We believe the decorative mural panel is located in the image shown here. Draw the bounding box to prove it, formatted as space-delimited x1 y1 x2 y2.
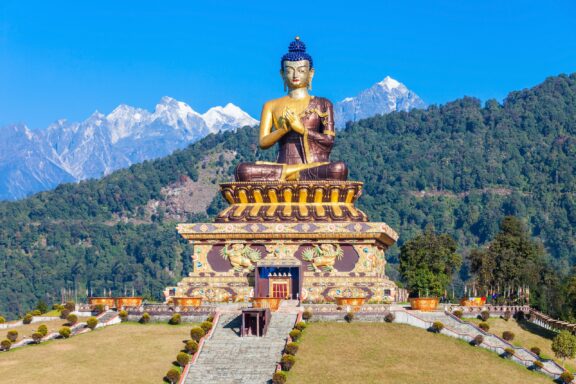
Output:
301 244 343 272
220 244 262 272
191 244 212 273
353 245 386 276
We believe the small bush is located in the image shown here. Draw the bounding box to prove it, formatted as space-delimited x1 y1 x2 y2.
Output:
472 335 484 346
504 347 515 357
285 342 299 355
190 327 205 342
532 360 544 369
431 321 444 333
37 324 48 336
176 351 190 367
59 326 71 338
0 316 5 324
168 313 181 325
7 330 18 342
560 371 575 384
479 310 490 321
385 312 396 323
23 314 33 324
478 322 490 332
53 304 64 311
272 371 287 384
86 317 98 330
344 312 355 323
36 300 48 314
119 310 128 322
289 329 302 341
94 304 106 315
294 321 307 331
139 312 151 324
60 309 70 320
502 331 515 341
206 314 215 323
453 310 463 318
31 310 41 316
200 321 213 333
64 301 76 312
165 367 180 383
530 346 541 356
502 310 512 321
281 354 296 371
1 339 11 351
67 313 78 325
302 310 312 321
31 332 43 343
185 339 199 354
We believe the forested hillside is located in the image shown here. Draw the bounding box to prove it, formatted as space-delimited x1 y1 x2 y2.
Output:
0 73 574 319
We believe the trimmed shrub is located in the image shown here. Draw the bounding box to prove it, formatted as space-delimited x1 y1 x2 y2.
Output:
168 314 182 325
139 312 151 324
31 310 41 316
200 321 213 333
185 339 199 354
431 321 444 333
32 332 43 343
1 339 11 351
36 300 48 314
560 371 575 384
59 326 71 338
7 330 18 342
502 310 512 321
37 324 48 336
176 351 190 367
472 335 484 346
272 371 287 384
86 317 98 330
23 314 33 324
385 312 396 323
285 342 299 355
479 310 490 321
504 347 515 357
344 312 355 323
294 321 307 331
452 310 463 319
190 327 205 342
0 316 5 324
119 310 128 322
532 360 544 369
60 309 70 320
165 367 180 384
478 322 490 332
280 354 296 371
206 314 215 323
53 304 64 311
67 313 78 325
502 331 515 341
530 346 541 356
289 329 302 341
94 304 106 315
64 301 76 312
302 309 312 321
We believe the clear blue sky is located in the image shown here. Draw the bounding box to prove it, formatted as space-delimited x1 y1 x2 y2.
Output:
1 0 575 129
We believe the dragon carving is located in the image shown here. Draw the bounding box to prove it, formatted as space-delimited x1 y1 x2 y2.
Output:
301 244 344 272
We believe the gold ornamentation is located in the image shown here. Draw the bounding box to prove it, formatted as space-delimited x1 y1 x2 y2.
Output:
220 243 261 272
301 244 344 272
265 243 299 260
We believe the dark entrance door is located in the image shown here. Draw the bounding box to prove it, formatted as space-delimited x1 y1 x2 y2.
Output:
255 265 301 299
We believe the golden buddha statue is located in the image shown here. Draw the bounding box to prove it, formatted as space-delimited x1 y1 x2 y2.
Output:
235 37 348 182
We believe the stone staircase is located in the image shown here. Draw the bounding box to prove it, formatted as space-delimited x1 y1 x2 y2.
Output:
408 311 565 378
184 311 297 384
97 310 118 324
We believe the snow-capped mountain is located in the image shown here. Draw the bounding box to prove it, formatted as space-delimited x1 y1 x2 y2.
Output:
0 97 258 200
334 76 427 128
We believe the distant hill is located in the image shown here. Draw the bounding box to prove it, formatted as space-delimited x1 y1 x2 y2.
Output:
0 73 575 319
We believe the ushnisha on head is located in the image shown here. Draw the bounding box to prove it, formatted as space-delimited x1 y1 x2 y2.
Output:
280 36 314 91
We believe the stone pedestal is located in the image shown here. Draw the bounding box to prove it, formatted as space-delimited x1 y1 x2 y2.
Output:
165 221 399 303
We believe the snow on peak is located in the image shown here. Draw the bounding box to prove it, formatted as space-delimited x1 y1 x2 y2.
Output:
378 76 402 89
202 103 258 133
342 97 354 103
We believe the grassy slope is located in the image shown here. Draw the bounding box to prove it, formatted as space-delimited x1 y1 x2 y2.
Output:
0 323 192 384
288 323 552 384
467 317 575 372
2 317 89 342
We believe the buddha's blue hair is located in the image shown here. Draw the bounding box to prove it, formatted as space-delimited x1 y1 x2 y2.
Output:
281 38 313 69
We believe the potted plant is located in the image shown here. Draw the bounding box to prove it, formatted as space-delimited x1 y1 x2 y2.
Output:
399 227 462 311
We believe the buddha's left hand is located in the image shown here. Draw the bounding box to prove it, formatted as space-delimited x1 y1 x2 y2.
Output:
284 108 306 135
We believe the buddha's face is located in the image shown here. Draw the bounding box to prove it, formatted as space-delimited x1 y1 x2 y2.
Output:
281 60 314 90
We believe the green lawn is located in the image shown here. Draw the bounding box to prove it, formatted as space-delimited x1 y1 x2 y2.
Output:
287 322 553 384
0 322 195 384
